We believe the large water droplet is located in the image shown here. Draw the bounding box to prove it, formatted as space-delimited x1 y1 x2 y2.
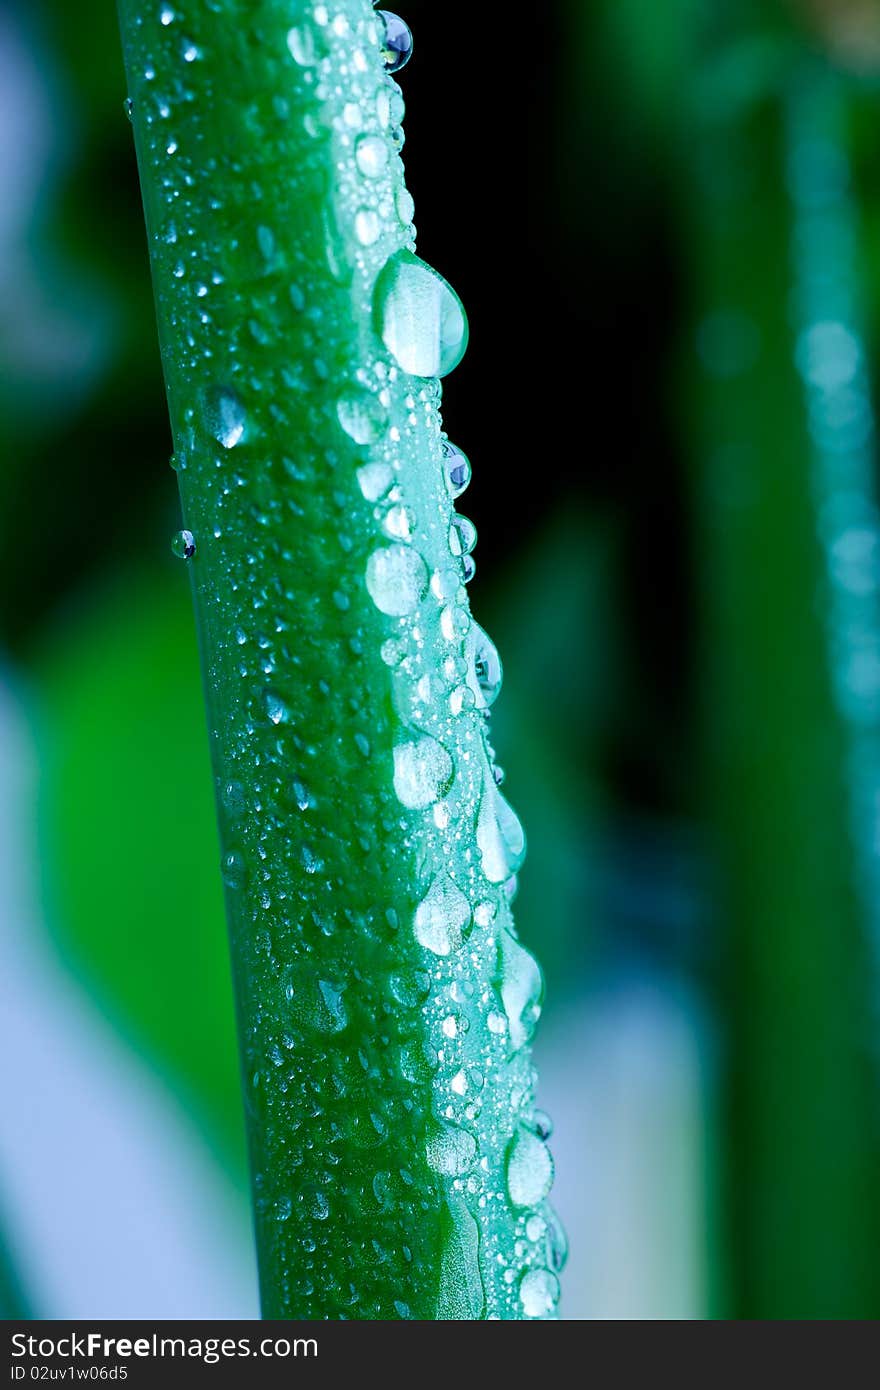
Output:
171 528 196 559
477 769 526 883
356 462 392 502
393 734 454 809
413 872 471 955
506 1126 554 1208
437 1198 486 1320
354 207 382 246
337 390 387 444
466 623 503 709
284 969 348 1035
519 1268 559 1318
426 1124 476 1177
365 545 428 616
373 251 468 378
202 385 246 448
287 24 318 65
377 11 413 73
495 931 543 1051
355 133 389 179
263 689 290 725
316 979 348 1034
443 441 471 499
449 515 477 557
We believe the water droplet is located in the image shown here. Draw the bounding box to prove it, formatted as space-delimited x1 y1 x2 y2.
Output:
287 24 318 65
171 528 196 559
123 96 133 122
383 504 414 540
525 1214 546 1243
181 38 200 62
355 134 389 179
545 1205 568 1273
396 187 415 226
291 779 313 811
373 251 468 378
308 1190 331 1221
477 770 526 883
519 1268 559 1318
449 515 477 557
316 979 348 1033
354 207 382 246
202 385 246 448
377 11 413 73
393 734 454 809
443 441 471 498
437 1198 486 1320
257 223 276 267
474 900 496 927
285 969 348 1035
357 462 394 501
426 1124 476 1177
495 931 544 1050
337 390 386 444
221 849 246 890
365 544 428 616
263 689 290 725
530 1110 553 1141
413 872 471 955
506 1126 554 1208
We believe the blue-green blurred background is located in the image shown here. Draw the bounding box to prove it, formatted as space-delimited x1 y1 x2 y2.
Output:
4 0 880 1319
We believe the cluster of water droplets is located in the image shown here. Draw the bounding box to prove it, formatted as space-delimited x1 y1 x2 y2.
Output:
131 0 560 1318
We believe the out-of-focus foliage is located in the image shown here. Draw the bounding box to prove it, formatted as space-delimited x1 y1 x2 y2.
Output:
34 571 246 1173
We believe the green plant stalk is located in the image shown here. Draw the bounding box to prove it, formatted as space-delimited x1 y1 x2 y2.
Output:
680 36 880 1315
117 0 560 1319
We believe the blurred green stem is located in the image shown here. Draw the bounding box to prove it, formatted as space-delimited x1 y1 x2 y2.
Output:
682 38 880 1316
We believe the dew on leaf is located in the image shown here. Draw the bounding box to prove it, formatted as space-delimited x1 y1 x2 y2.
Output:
505 1126 554 1208
373 251 468 378
520 1268 559 1318
449 515 477 558
477 770 526 883
377 11 413 73
337 390 387 444
357 462 394 501
437 1197 486 1320
443 441 471 498
355 134 389 179
354 208 382 246
171 528 196 559
393 735 454 809
365 544 428 616
202 384 246 448
426 1124 477 1177
287 25 318 65
495 930 544 1051
413 872 471 955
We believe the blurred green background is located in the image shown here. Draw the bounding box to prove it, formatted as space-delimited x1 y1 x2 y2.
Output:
3 0 880 1319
